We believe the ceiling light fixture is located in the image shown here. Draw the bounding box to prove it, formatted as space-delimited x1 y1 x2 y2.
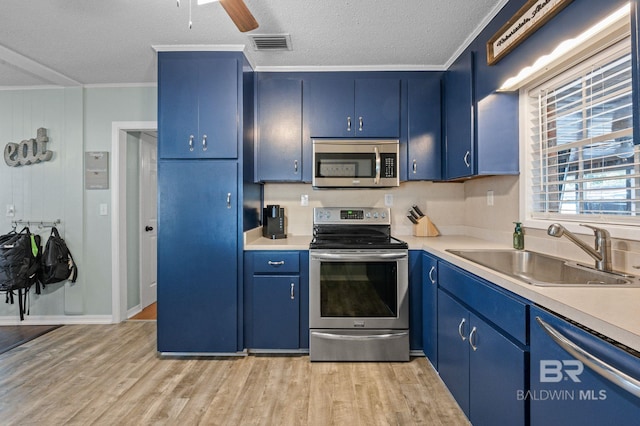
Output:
176 0 258 32
498 3 630 92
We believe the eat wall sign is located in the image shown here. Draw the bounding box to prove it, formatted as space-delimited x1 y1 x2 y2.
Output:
487 0 573 65
4 127 53 167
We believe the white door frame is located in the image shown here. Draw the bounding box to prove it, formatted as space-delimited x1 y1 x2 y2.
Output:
111 121 157 323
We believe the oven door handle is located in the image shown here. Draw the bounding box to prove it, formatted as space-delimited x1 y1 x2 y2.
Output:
311 331 409 341
311 252 407 261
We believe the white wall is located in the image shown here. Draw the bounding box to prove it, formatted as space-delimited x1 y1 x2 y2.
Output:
0 86 156 322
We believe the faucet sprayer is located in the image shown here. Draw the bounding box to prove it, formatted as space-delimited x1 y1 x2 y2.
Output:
547 223 612 272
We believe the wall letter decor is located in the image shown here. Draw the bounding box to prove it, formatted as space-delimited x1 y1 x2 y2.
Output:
4 128 53 167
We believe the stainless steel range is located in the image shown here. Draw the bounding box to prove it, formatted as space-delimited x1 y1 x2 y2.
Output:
309 207 409 362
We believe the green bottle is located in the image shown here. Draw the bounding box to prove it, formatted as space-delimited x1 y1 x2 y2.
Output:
513 222 524 250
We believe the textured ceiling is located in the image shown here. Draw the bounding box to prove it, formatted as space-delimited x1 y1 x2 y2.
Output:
0 0 507 87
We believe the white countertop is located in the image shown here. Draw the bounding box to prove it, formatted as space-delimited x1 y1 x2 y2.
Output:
245 231 640 352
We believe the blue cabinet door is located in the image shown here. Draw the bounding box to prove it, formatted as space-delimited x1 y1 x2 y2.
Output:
421 252 438 368
197 57 238 159
158 53 199 159
438 289 470 416
407 77 442 180
355 78 401 137
158 53 238 159
444 50 475 180
408 251 423 351
256 77 303 181
251 276 300 349
469 312 526 426
306 76 401 138
157 160 238 353
530 306 640 425
307 77 354 138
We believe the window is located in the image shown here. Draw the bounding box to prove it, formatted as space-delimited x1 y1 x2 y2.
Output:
525 38 638 225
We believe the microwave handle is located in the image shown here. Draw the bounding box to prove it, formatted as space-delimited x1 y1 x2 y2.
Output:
374 146 381 185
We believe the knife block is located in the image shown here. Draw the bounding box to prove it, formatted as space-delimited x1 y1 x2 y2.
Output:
413 215 440 237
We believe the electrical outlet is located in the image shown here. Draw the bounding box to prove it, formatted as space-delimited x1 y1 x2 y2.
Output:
99 203 108 216
6 204 15 217
301 194 309 206
487 190 494 206
384 194 393 206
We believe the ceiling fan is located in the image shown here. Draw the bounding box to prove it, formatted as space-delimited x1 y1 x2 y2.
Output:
178 0 259 32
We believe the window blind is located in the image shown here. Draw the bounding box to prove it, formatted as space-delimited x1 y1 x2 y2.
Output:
528 40 638 222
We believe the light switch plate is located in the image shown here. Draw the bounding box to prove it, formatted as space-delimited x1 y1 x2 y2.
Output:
6 204 15 217
99 203 108 216
301 194 309 206
384 194 393 206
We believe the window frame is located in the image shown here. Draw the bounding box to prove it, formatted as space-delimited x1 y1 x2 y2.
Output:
519 35 640 240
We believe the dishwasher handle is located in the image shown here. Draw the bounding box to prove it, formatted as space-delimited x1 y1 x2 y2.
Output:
536 316 640 399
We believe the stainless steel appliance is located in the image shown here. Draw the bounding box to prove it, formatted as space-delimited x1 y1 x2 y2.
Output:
312 139 399 188
309 207 409 361
262 204 286 239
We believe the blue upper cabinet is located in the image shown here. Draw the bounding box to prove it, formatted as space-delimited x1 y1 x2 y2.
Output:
158 52 239 159
256 76 303 181
444 50 475 180
407 76 442 180
306 76 401 138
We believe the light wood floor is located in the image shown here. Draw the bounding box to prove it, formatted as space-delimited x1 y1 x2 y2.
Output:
0 322 469 425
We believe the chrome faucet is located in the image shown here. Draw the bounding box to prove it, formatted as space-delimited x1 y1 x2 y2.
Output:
547 223 612 272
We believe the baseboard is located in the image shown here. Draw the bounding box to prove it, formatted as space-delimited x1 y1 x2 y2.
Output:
127 304 142 319
0 315 113 325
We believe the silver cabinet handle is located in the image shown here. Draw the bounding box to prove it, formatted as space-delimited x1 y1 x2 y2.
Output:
294 160 298 173
268 260 285 266
428 266 436 285
463 151 471 168
458 318 467 341
347 116 352 132
358 116 363 132
189 135 195 152
226 193 231 209
469 326 478 351
290 283 295 300
413 159 417 174
202 134 207 151
536 317 640 399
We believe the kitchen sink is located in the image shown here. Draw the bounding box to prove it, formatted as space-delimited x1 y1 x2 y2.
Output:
445 249 640 287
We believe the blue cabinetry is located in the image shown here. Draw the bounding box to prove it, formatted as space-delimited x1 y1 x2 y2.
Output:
158 52 239 159
157 51 253 354
444 51 475 180
157 160 238 353
530 306 640 425
256 76 303 181
407 77 442 180
244 251 309 350
437 261 527 425
306 76 401 138
421 252 438 368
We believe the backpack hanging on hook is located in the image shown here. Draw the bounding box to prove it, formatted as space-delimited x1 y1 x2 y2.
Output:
41 226 78 286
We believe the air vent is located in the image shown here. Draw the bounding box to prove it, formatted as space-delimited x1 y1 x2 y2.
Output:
249 34 292 51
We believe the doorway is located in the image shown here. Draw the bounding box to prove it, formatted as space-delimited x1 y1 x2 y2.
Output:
111 121 157 323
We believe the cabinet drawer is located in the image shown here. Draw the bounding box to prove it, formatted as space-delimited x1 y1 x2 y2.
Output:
252 251 300 274
439 261 527 344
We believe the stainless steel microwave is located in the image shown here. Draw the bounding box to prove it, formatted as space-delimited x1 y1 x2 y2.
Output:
312 139 399 188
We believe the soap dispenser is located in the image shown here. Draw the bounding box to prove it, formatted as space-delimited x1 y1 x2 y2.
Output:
513 222 524 250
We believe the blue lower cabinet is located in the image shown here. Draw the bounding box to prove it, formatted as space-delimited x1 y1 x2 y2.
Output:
251 276 300 349
244 250 308 350
157 160 238 353
421 252 438 368
408 251 423 351
530 306 640 424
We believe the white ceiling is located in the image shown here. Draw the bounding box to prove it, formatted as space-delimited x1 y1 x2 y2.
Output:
0 0 508 88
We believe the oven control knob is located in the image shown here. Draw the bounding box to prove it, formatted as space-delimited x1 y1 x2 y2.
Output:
373 212 379 219
381 212 386 219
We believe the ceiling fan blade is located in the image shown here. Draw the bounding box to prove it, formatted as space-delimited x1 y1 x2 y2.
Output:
219 0 259 32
